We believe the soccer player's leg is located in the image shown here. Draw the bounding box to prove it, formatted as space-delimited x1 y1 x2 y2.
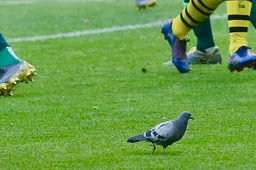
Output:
188 1 222 64
161 0 223 73
0 33 36 96
227 0 256 72
182 0 222 64
251 0 256 28
136 0 157 10
163 0 222 66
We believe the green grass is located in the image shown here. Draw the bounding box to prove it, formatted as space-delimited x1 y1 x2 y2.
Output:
0 0 256 169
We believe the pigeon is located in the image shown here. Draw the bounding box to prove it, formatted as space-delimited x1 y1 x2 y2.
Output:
127 111 194 152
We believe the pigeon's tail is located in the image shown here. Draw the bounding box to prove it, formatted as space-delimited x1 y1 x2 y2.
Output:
127 134 147 143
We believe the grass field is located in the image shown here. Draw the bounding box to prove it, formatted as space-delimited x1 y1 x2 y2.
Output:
0 0 256 169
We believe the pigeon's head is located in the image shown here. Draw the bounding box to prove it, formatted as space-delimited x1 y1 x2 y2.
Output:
179 111 194 120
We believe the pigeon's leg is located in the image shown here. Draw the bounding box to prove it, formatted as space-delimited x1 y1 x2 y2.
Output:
163 146 167 152
151 143 156 153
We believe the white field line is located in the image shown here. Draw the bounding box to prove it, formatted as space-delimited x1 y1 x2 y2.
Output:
0 0 114 5
9 14 227 43
0 0 34 5
54 0 115 2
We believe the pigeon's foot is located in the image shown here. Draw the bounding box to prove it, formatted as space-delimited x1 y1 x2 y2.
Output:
150 143 156 153
163 146 167 152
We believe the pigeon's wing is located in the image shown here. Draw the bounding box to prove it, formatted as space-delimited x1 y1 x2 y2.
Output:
143 121 175 142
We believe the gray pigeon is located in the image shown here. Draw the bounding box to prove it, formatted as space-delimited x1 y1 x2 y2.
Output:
127 111 194 152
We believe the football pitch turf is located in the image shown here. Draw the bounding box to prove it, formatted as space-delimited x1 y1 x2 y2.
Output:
0 0 256 169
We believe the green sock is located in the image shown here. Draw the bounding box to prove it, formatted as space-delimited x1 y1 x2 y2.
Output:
193 18 215 52
183 0 189 8
183 0 215 52
251 0 256 29
0 33 8 51
0 33 20 68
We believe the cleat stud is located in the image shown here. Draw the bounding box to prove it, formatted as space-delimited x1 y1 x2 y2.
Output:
3 86 7 90
34 72 37 75
31 79 34 82
13 81 17 85
9 93 13 96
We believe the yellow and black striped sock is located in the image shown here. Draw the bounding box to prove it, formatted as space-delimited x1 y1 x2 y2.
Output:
227 0 252 55
172 0 223 40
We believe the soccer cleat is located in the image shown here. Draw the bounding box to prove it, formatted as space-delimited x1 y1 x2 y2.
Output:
163 46 222 66
187 46 222 64
161 20 190 73
163 60 173 66
136 0 157 9
0 61 36 96
228 46 256 72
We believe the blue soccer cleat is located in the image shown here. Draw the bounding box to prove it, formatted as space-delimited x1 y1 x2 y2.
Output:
228 46 256 72
161 20 190 73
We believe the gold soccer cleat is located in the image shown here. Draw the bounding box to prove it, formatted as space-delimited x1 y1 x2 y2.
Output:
136 0 157 10
0 61 37 96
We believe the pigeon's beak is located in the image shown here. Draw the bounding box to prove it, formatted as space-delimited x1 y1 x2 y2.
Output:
190 116 194 120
